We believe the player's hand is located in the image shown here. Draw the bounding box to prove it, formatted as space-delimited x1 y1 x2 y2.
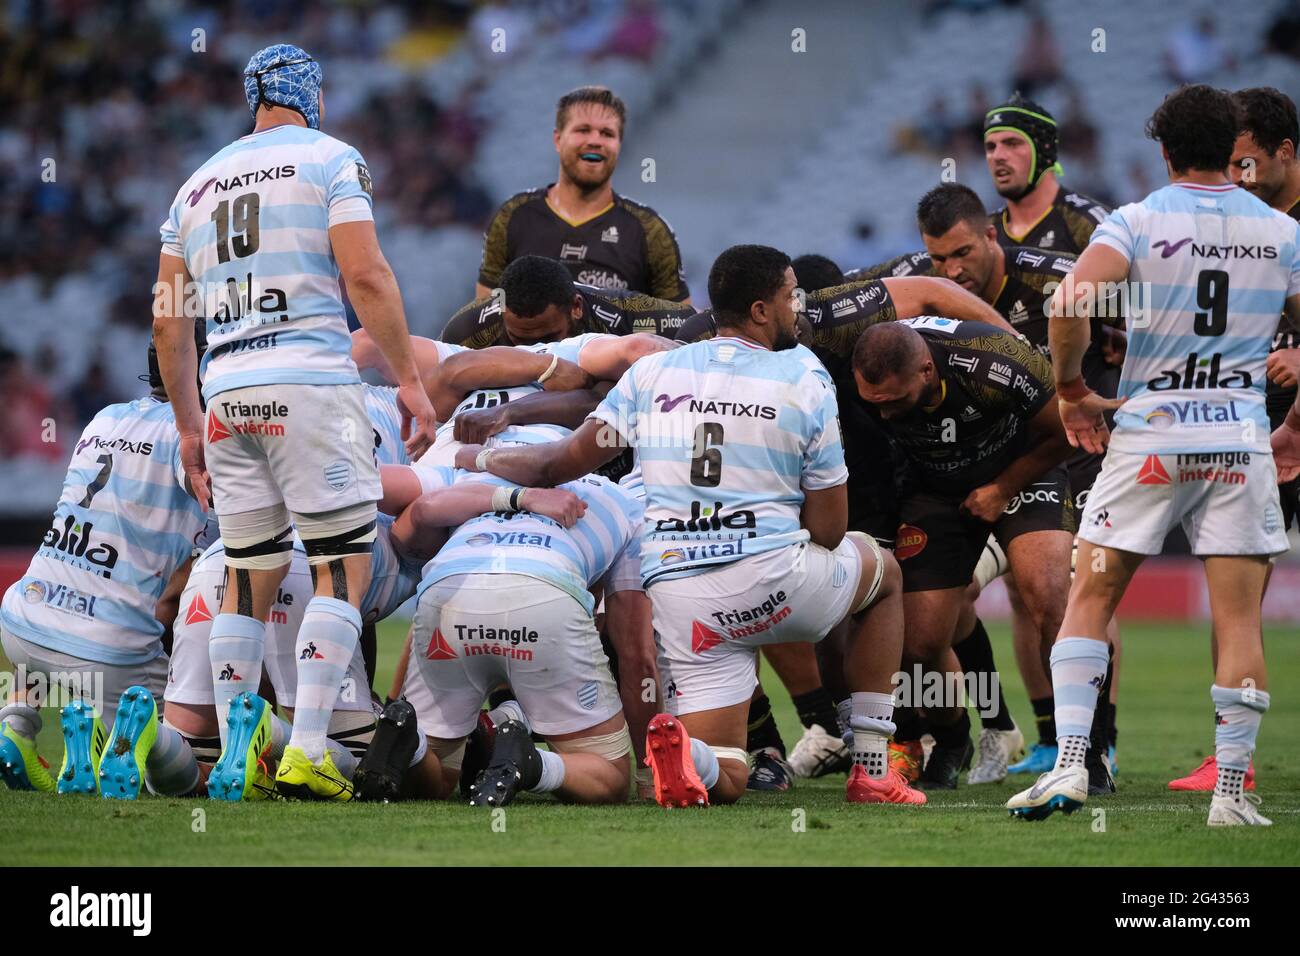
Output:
1099 326 1127 367
519 488 587 528
1058 391 1126 455
454 443 486 472
454 405 511 445
1266 349 1300 390
397 383 439 460
960 483 1010 524
179 433 210 512
541 358 593 392
1271 419 1300 483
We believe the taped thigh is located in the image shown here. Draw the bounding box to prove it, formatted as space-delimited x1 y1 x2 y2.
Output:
295 501 378 566
219 504 294 570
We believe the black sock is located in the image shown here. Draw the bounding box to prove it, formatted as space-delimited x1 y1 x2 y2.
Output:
932 709 972 750
1031 696 1056 746
953 618 1015 731
747 695 785 757
1107 702 1118 748
893 705 924 742
791 687 840 732
1088 659 1114 756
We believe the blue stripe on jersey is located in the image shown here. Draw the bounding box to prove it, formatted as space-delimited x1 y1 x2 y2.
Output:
364 385 409 467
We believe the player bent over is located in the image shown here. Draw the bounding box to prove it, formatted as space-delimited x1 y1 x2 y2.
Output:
1008 85 1300 826
403 466 640 806
459 244 922 806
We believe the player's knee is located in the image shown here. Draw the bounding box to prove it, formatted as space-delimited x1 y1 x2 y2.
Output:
846 531 894 611
220 505 294 571
904 623 949 667
297 502 377 567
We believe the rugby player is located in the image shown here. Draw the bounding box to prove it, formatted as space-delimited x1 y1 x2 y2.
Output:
1168 87 1300 793
917 183 1122 786
476 86 689 303
460 244 925 807
152 43 439 801
447 255 695 348
853 318 1075 790
983 93 1110 253
1 331 211 799
1008 84 1300 826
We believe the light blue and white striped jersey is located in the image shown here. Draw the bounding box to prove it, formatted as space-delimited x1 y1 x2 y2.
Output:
592 336 847 585
417 467 643 616
364 384 409 467
1091 182 1300 453
0 397 208 664
160 125 375 400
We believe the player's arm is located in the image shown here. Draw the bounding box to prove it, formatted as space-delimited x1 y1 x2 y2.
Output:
575 333 675 381
154 556 194 657
800 484 848 551
429 348 592 419
455 418 625 487
352 329 450 387
453 386 611 444
1271 293 1300 482
152 252 209 508
883 276 1017 333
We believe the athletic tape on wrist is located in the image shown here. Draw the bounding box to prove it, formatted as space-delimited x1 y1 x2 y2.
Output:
537 353 560 384
475 448 495 472
491 485 519 512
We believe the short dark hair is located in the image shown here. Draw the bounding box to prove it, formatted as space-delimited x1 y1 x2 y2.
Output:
707 245 791 328
917 183 988 238
1146 85 1239 173
790 254 845 292
1234 87 1299 156
500 256 576 318
852 322 927 384
556 86 626 135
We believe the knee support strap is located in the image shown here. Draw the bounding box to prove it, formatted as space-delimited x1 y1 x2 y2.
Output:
549 724 633 762
846 531 886 613
297 503 377 566
220 506 294 570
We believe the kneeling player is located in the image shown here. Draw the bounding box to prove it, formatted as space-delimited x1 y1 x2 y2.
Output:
406 466 641 806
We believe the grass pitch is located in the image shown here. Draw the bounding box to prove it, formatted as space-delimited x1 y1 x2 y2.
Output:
3 621 1297 866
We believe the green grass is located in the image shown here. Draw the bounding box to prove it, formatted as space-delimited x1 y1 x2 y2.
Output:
3 621 1297 866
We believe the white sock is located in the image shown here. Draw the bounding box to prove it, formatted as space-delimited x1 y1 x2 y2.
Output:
209 613 266 749
850 692 896 779
269 712 291 758
487 700 530 733
289 597 361 762
689 737 720 789
0 703 41 739
144 724 200 796
530 749 566 793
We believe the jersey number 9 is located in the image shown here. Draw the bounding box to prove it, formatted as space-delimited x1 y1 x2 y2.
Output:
1194 269 1228 337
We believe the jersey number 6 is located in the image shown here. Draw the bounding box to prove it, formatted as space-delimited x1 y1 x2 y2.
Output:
690 422 724 487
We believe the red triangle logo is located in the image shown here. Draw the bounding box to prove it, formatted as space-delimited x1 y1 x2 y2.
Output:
691 620 726 654
1136 455 1171 485
184 593 213 626
426 628 457 661
207 412 232 444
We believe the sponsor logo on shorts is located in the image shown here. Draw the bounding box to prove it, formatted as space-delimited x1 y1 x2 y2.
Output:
709 590 790 640
1264 505 1281 535
664 679 680 699
894 524 927 560
426 628 457 661
208 401 288 441
577 680 599 711
323 460 354 491
1136 455 1171 486
426 623 538 661
1092 507 1112 528
1003 484 1060 515
1175 452 1249 485
463 530 553 548
21 580 98 620
691 620 726 654
658 542 745 566
184 593 213 626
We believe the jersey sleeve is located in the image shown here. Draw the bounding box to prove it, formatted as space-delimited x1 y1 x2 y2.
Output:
477 202 513 290
589 364 639 446
159 192 184 258
439 296 501 349
1088 205 1137 263
673 310 716 343
798 373 848 490
1288 219 1300 298
643 212 690 302
411 462 458 495
976 330 1056 420
324 144 375 227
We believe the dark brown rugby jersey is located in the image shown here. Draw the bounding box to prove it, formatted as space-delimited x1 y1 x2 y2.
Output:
440 284 696 349
1267 195 1300 428
878 318 1055 496
991 184 1109 254
844 249 934 282
478 187 689 301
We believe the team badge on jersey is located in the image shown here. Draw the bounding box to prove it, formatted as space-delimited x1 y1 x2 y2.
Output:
355 161 373 197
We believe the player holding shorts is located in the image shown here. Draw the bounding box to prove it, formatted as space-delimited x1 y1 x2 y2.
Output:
1009 84 1300 826
459 245 922 807
152 43 437 801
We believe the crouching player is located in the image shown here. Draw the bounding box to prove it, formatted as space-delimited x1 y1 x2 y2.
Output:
401 464 642 806
459 244 922 807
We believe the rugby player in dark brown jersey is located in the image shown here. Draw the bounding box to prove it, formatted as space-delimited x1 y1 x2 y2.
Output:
984 93 1109 254
475 87 689 303
917 183 1121 788
443 255 696 349
854 319 1075 790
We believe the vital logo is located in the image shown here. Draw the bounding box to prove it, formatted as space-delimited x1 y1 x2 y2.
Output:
1142 400 1242 428
654 501 757 535
1147 353 1252 390
42 516 119 578
659 542 745 565
463 530 554 548
654 392 693 412
23 580 97 619
209 331 279 360
1152 237 1193 258
49 885 151 936
1136 455 1171 486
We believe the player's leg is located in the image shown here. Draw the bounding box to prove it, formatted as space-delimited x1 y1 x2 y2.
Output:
602 588 659 796
954 574 1024 784
661 701 751 805
542 712 633 804
899 585 972 789
1 628 76 792
744 677 791 790
763 641 849 781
